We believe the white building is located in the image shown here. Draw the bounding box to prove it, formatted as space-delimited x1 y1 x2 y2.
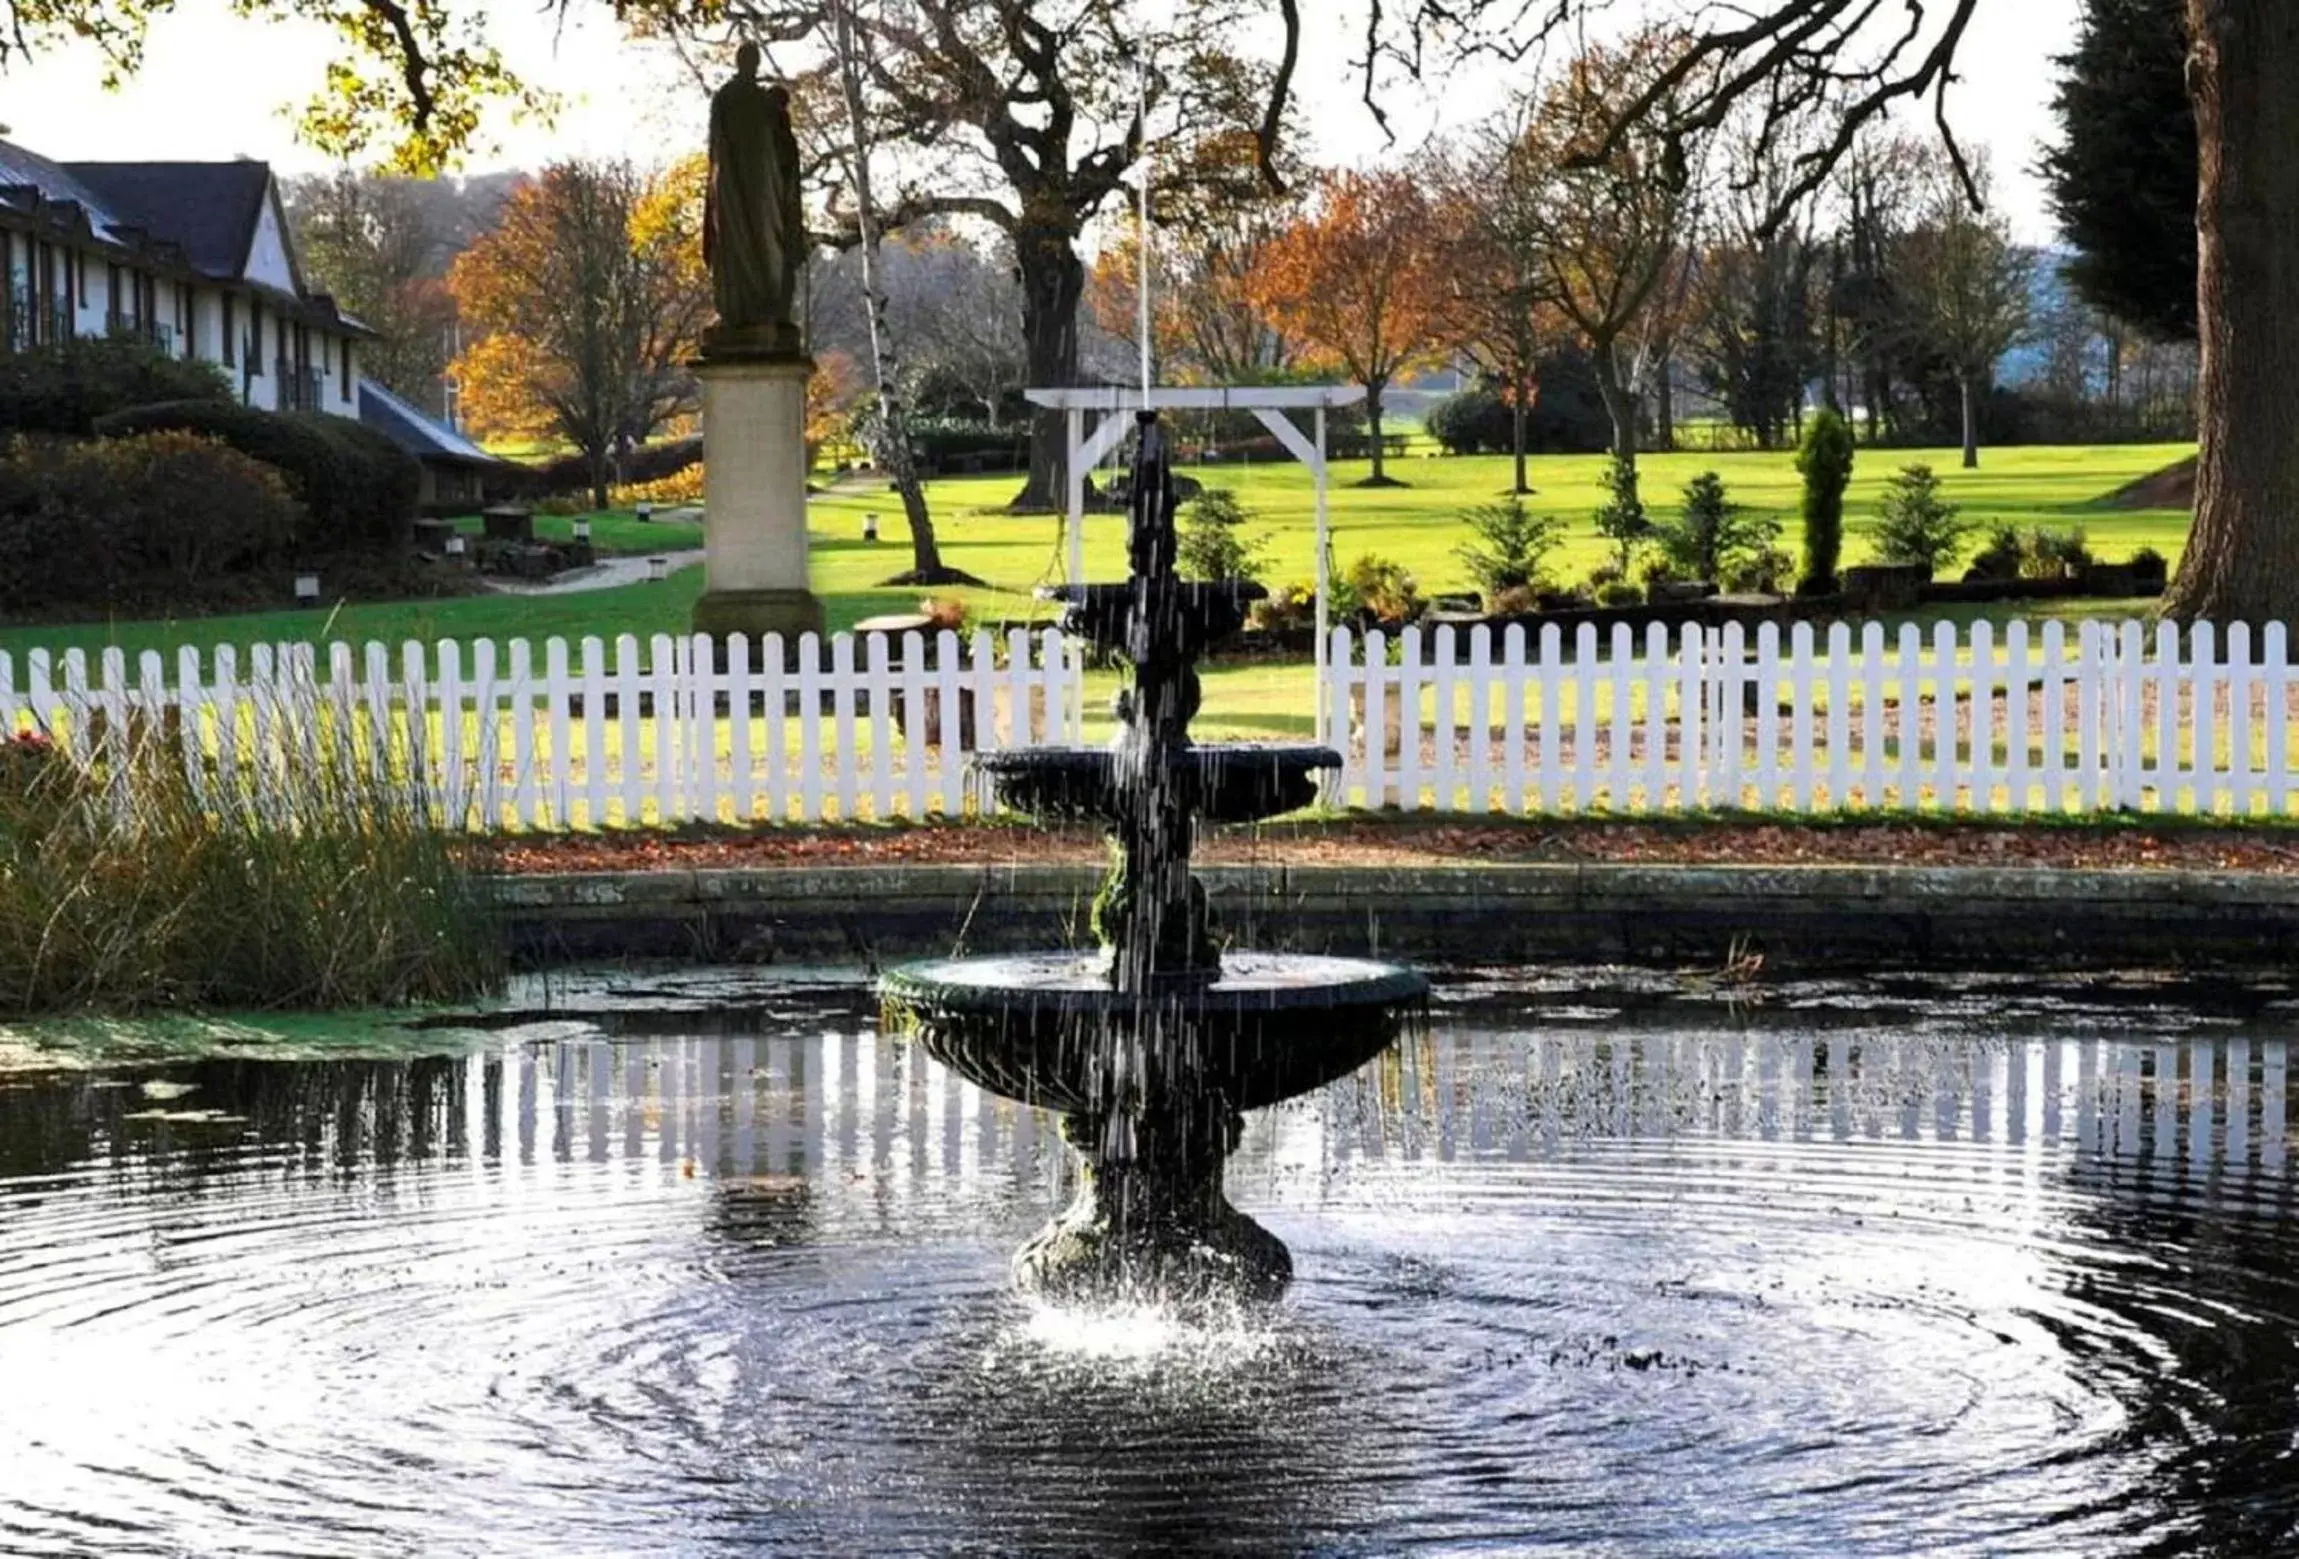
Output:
0 137 366 418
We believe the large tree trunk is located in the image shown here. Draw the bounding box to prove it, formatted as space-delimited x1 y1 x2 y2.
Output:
1653 352 1676 452
1362 380 1399 486
2165 0 2299 627
1960 373 1981 469
1012 225 1084 513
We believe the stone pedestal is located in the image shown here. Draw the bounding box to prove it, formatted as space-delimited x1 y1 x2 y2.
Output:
692 353 824 644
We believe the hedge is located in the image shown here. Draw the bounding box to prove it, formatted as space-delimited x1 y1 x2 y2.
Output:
0 336 233 437
93 400 418 550
0 432 306 615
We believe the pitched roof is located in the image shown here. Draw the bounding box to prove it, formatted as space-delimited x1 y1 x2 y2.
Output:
358 378 502 469
0 138 131 240
60 160 274 280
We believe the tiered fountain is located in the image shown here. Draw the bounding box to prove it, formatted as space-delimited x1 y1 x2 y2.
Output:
880 412 1428 1304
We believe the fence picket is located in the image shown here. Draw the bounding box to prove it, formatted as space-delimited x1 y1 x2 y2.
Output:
2268 623 2290 815
1931 621 1957 812
512 638 541 828
1643 623 1669 811
1789 624 1815 811
1398 628 1424 813
2041 622 2067 813
2229 622 2254 817
934 630 963 818
1363 629 1388 810
834 631 861 821
900 631 929 820
615 635 642 826
2005 622 2031 814
2194 621 2221 816
1466 625 1492 816
763 634 790 823
799 633 826 822
579 637 605 829
728 634 755 824
2154 620 2182 814
1432 625 1458 813
1608 624 1634 813
1754 623 1780 809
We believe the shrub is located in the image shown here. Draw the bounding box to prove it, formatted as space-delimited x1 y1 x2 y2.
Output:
1723 547 1795 595
1596 580 1643 608
1453 495 1561 599
2023 526 2093 580
0 335 231 436
1795 406 1855 595
1176 487 1272 583
1967 524 2025 582
93 400 419 550
1426 386 1516 456
0 432 307 615
1870 463 1971 573
1487 583 1539 615
1588 561 1626 591
1656 471 1783 585
0 708 500 1015
616 464 706 508
1246 580 1318 634
1593 455 1652 576
1337 552 1424 625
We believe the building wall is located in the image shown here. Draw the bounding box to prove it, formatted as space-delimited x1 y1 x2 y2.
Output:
2 216 360 418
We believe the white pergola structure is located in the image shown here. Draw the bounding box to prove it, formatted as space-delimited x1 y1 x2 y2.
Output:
1022 384 1368 745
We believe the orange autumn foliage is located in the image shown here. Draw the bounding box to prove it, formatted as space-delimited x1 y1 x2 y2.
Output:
1244 170 1449 480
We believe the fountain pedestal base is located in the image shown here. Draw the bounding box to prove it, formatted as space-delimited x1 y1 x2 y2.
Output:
1017 1109 1291 1305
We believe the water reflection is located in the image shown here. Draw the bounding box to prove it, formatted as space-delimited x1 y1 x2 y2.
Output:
0 982 2294 1556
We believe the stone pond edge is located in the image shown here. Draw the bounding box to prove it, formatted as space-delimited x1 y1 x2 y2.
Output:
492 863 2299 973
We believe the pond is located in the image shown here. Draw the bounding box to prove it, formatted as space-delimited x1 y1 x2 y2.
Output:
1 969 2294 1556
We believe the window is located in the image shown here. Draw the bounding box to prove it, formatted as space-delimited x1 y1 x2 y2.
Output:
75 251 86 308
339 336 351 402
248 303 263 375
222 295 236 367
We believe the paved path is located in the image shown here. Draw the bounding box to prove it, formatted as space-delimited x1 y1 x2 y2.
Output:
484 549 706 596
482 474 886 596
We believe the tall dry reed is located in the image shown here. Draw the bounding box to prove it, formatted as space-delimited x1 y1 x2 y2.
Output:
1 688 502 1015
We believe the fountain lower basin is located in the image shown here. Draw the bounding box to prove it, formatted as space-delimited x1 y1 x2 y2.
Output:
882 951 1427 1304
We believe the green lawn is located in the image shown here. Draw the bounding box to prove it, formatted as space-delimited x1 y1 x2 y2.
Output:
450 508 705 557
0 443 2194 696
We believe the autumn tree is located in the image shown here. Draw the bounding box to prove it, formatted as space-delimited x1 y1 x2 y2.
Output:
448 159 710 508
287 170 458 414
1246 170 1445 486
1089 125 1304 386
1893 164 2032 469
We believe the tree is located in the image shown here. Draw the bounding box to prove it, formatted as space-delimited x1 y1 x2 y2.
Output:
287 170 458 414
1893 167 2032 468
1516 32 1704 519
1684 123 1823 450
1657 471 1779 584
1796 406 1855 595
2041 0 2197 342
447 159 709 508
822 0 943 582
1871 462 1973 572
1433 118 1561 495
1247 169 1446 486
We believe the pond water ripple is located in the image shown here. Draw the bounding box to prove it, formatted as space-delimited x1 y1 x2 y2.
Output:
0 975 2294 1556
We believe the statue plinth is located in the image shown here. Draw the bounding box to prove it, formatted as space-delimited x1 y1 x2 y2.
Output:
699 321 806 361
691 351 824 647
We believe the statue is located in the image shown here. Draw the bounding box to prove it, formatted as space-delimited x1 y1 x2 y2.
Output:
703 41 805 358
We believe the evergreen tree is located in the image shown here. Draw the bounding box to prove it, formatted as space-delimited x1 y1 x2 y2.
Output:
2039 0 2197 341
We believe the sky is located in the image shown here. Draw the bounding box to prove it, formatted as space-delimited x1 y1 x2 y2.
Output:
0 0 2081 244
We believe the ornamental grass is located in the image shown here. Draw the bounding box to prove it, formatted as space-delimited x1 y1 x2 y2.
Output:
0 703 501 1017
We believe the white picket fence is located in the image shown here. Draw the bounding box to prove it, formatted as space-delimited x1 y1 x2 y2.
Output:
0 629 1083 829
9 616 2297 829
1326 618 2299 816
